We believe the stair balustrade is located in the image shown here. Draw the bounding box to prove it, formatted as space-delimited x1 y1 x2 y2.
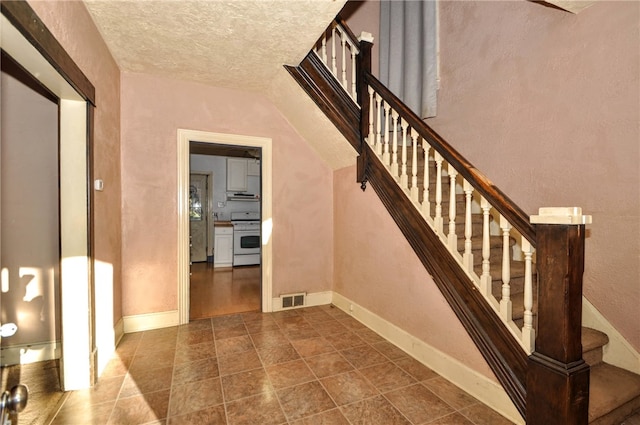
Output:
295 16 595 423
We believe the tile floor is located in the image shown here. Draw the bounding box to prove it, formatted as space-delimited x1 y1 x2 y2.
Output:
48 305 516 425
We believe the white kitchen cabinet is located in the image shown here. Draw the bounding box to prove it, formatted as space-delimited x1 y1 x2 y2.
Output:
226 158 248 192
214 226 234 268
247 159 260 176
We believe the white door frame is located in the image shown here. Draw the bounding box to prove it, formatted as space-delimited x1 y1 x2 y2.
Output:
177 129 273 324
1 15 92 390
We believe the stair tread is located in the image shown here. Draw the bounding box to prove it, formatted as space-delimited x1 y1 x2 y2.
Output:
589 363 640 422
583 327 610 353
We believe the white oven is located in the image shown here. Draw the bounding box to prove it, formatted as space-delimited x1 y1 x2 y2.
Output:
230 212 261 266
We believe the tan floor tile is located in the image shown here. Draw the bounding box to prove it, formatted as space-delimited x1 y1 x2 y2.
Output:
257 343 301 366
372 340 407 360
167 404 226 424
63 375 125 408
385 383 455 424
458 403 516 425
324 331 366 351
359 361 416 392
321 370 379 406
214 323 248 340
277 381 336 421
172 356 219 385
120 365 173 397
168 377 223 417
245 319 280 334
108 389 170 425
340 395 411 425
215 335 254 356
340 345 388 369
50 400 115 425
174 340 216 364
305 352 354 379
217 349 262 376
289 408 350 425
221 368 272 401
212 314 245 329
425 412 475 425
423 377 478 410
250 330 289 348
394 356 440 381
292 337 335 358
178 319 212 333
266 359 316 389
129 348 175 373
177 328 214 346
225 391 287 425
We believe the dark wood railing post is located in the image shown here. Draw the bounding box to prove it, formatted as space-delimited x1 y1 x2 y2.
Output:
356 33 373 188
527 208 592 424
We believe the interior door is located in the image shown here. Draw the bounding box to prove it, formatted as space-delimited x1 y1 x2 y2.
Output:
189 174 208 262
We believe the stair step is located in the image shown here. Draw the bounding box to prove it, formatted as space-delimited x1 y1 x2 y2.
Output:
583 327 609 366
589 363 640 424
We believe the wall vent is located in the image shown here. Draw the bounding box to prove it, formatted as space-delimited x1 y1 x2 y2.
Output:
281 292 306 309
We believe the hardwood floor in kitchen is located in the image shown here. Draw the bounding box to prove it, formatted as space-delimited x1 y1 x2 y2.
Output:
189 263 261 320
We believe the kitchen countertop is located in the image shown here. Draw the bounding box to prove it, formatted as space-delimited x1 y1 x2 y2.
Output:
214 221 233 227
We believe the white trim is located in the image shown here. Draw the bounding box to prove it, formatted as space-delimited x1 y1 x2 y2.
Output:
177 129 274 323
123 310 179 334
0 341 61 366
331 292 524 425
271 290 333 312
583 298 640 374
114 318 125 347
1 14 92 391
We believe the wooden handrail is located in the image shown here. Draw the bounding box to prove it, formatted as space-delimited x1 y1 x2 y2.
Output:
363 72 536 245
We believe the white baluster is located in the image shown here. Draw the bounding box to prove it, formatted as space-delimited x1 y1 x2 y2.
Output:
321 34 327 65
447 164 459 251
410 132 419 202
382 102 391 166
434 152 444 235
522 238 535 353
331 27 337 77
480 197 492 296
390 110 399 177
499 215 512 322
351 50 357 99
375 94 382 155
341 35 348 89
400 118 408 189
463 180 474 272
367 86 374 147
422 142 431 218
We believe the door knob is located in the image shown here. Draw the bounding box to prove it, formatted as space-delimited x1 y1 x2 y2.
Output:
1 384 28 422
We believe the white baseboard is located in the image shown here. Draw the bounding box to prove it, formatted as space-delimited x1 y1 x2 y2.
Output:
123 310 179 333
0 341 61 365
114 317 125 346
583 298 640 374
331 292 524 425
271 290 333 312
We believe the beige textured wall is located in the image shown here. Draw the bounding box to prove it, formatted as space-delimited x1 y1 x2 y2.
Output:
428 1 639 350
120 72 334 316
26 1 123 324
333 165 495 378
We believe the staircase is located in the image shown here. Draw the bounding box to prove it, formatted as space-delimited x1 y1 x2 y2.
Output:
286 15 640 425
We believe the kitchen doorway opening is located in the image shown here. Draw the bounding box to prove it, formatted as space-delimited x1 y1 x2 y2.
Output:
189 143 262 319
177 130 273 325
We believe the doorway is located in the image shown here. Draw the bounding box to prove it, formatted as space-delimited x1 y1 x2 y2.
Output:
177 130 273 324
1 3 95 396
188 144 262 320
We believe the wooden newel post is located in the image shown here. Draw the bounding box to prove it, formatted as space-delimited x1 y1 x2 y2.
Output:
527 207 592 424
356 32 373 188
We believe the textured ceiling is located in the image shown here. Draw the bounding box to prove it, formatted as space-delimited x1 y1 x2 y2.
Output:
84 0 357 169
84 0 346 93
